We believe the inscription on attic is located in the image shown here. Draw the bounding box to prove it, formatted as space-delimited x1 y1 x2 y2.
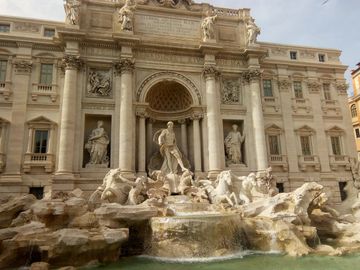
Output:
135 14 200 38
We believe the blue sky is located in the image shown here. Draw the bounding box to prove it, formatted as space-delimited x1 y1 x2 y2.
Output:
0 0 358 94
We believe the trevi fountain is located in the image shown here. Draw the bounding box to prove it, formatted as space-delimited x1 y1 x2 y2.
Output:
2 120 360 269
0 0 359 269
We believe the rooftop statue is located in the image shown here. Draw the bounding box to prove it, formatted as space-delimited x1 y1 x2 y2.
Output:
118 0 137 31
201 13 217 42
246 17 261 46
63 0 81 25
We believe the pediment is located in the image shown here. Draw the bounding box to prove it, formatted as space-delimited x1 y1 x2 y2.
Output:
265 124 283 132
295 125 316 134
326 126 345 134
27 116 57 125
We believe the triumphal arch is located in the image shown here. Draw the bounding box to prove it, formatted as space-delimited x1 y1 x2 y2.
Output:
0 0 356 203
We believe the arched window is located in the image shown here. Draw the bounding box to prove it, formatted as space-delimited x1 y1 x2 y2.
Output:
351 104 357 118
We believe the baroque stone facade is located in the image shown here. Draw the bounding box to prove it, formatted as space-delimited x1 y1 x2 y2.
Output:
0 0 356 203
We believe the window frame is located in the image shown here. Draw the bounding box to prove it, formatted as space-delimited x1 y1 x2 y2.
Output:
0 23 10 33
300 135 312 156
323 83 331 101
0 60 7 82
293 81 303 99
268 134 281 155
263 79 274 97
33 129 49 154
290 51 298 60
330 136 342 156
39 63 53 86
351 104 357 118
43 28 55 38
318 54 326 63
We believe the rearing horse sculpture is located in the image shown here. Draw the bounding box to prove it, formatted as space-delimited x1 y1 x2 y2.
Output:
200 170 239 206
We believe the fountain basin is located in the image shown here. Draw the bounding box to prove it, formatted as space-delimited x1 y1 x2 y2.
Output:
148 213 244 258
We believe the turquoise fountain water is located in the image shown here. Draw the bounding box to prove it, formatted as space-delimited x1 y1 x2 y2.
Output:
88 253 360 270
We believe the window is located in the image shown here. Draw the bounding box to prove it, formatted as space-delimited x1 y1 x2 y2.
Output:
290 51 297 60
0 24 10 33
34 130 49 153
355 128 360 138
44 28 55 37
0 60 7 82
293 81 303 99
263 79 273 97
268 135 281 155
40 64 53 85
319 54 326 62
323 83 331 100
351 104 357 118
331 136 342 156
300 136 312 156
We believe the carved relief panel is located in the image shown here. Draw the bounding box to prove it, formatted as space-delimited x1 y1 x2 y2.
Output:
86 68 112 98
221 78 242 104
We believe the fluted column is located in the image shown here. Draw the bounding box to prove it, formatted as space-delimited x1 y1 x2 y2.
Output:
47 125 55 154
56 55 82 175
146 119 154 161
137 111 148 175
179 119 188 157
243 69 268 171
203 65 223 177
191 113 203 175
115 59 135 173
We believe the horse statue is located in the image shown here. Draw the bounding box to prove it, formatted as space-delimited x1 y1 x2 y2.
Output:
200 170 239 206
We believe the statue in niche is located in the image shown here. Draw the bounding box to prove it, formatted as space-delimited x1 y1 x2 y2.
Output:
118 0 137 32
85 121 110 167
63 0 81 25
222 79 240 104
246 17 261 46
88 70 112 97
225 124 245 165
201 13 217 42
157 121 187 175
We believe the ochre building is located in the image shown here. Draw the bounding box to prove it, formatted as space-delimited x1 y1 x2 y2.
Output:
0 0 355 203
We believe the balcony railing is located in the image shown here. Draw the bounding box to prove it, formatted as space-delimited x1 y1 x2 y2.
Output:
23 153 54 173
298 155 320 171
291 98 312 113
268 155 288 171
262 97 280 113
0 82 5 88
31 83 57 102
329 155 351 171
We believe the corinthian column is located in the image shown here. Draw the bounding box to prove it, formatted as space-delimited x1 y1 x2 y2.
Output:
56 55 82 175
203 65 223 177
136 110 148 175
115 59 135 174
243 69 268 170
191 112 203 175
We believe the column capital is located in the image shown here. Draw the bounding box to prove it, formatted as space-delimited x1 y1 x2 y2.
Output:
114 58 135 75
242 69 262 83
202 65 221 79
178 119 187 125
13 60 33 74
190 112 204 121
61 55 83 70
136 110 149 119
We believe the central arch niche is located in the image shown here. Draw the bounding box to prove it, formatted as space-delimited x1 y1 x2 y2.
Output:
145 81 193 112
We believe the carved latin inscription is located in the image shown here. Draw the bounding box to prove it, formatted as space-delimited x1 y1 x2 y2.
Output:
135 14 200 38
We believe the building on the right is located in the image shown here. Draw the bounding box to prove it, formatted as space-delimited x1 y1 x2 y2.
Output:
349 63 360 160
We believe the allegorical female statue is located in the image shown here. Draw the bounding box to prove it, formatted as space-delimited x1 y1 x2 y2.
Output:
85 121 110 167
246 17 261 45
118 0 137 31
63 0 81 25
224 124 246 165
201 13 217 41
